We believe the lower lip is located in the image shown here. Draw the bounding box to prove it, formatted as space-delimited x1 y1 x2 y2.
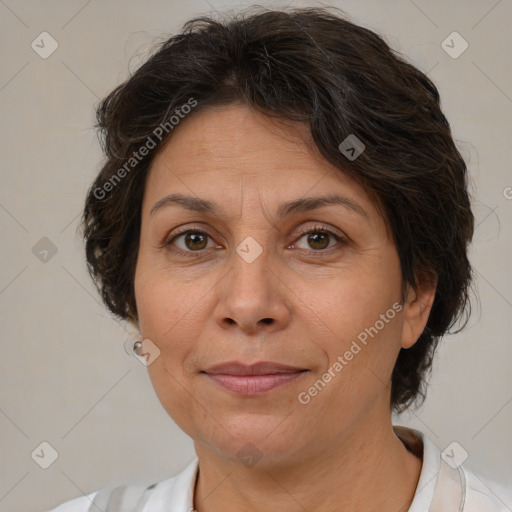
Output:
205 372 307 395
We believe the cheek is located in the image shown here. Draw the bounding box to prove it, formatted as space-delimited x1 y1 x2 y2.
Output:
135 271 206 431
305 264 400 336
134 262 219 389
135 255 194 336
305 271 403 395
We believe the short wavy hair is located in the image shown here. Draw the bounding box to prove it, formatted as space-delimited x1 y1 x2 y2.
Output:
82 6 474 412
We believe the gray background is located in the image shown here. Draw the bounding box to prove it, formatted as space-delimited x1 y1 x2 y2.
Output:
0 1 510 510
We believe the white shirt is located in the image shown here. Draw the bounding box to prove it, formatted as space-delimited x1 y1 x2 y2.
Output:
48 427 512 511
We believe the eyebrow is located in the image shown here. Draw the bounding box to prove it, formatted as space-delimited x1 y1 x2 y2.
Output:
150 193 368 219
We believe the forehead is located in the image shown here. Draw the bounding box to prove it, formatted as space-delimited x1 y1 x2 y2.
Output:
144 103 381 222
151 104 316 174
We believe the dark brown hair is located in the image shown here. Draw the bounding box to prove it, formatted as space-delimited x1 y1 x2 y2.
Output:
82 6 474 412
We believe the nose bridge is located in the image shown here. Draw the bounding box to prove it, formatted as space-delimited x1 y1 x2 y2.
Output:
227 188 275 289
214 226 290 333
231 231 272 303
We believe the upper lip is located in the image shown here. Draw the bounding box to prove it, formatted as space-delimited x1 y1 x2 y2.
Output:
203 361 308 376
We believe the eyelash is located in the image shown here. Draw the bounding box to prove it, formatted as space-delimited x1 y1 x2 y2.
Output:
163 224 347 258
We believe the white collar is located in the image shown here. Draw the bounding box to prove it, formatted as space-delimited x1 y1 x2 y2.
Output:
395 427 441 511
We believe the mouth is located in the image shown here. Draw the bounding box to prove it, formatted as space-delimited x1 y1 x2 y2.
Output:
201 361 309 395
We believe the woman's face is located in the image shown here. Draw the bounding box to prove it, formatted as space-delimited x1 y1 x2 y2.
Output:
134 104 433 466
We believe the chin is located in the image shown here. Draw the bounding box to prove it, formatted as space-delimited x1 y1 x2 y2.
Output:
194 416 308 467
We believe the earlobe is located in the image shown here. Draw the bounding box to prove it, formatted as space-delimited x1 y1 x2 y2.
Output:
400 272 438 349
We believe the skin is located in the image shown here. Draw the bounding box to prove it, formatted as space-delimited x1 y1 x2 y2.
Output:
133 103 437 512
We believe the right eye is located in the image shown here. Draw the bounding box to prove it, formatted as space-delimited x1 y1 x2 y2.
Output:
165 229 219 256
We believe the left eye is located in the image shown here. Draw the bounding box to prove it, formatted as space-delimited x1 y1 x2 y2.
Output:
293 229 342 251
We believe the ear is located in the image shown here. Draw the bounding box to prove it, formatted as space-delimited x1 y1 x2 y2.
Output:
400 271 438 349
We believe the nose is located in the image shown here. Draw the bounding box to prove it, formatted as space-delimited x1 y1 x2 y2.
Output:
213 241 292 336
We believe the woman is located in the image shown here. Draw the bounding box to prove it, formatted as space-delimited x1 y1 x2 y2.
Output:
49 6 511 512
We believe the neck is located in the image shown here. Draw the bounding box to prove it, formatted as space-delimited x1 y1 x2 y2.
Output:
193 406 422 512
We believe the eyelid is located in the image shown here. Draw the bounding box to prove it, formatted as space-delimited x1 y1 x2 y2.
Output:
293 222 345 240
160 223 220 246
161 226 217 251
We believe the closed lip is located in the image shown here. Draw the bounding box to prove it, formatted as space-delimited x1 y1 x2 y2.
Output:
203 361 308 376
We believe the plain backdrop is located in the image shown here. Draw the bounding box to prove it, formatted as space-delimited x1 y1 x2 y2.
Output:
0 1 511 511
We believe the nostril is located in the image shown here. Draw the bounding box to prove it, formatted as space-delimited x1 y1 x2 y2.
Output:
261 318 273 324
